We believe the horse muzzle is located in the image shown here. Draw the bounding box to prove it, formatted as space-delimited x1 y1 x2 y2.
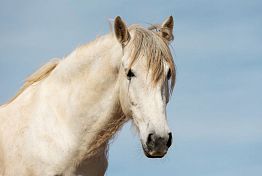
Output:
142 132 172 158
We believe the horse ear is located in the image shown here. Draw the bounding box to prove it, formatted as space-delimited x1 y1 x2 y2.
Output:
114 16 130 46
160 16 174 42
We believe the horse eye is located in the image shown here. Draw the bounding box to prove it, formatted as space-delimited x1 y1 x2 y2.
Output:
167 69 171 80
127 69 135 80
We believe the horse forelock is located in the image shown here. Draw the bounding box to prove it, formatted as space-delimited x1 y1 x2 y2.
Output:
127 25 176 94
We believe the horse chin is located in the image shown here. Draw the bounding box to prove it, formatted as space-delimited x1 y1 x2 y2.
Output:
142 145 166 158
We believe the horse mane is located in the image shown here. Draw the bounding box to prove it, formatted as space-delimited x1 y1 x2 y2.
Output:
6 59 59 104
84 102 127 158
69 100 128 166
128 25 176 94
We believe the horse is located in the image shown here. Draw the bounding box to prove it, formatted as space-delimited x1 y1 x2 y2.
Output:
0 16 176 176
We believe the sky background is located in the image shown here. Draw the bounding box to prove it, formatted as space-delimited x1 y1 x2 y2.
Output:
0 0 262 175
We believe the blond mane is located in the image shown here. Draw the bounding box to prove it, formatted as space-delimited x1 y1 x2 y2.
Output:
6 59 59 104
128 25 176 94
84 101 127 158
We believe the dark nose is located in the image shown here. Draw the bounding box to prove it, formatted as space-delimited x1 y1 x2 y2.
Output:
145 132 172 158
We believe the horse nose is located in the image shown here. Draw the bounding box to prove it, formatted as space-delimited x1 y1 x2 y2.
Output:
146 132 172 148
145 132 172 158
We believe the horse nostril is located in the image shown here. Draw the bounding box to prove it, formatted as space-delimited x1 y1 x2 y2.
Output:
167 132 172 148
146 133 154 145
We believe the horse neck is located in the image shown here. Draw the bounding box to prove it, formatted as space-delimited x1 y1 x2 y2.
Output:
47 33 125 139
56 34 122 82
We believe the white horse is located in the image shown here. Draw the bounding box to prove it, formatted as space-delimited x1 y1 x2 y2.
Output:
0 16 176 176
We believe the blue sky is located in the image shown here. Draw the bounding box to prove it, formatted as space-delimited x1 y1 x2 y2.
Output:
0 0 262 175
